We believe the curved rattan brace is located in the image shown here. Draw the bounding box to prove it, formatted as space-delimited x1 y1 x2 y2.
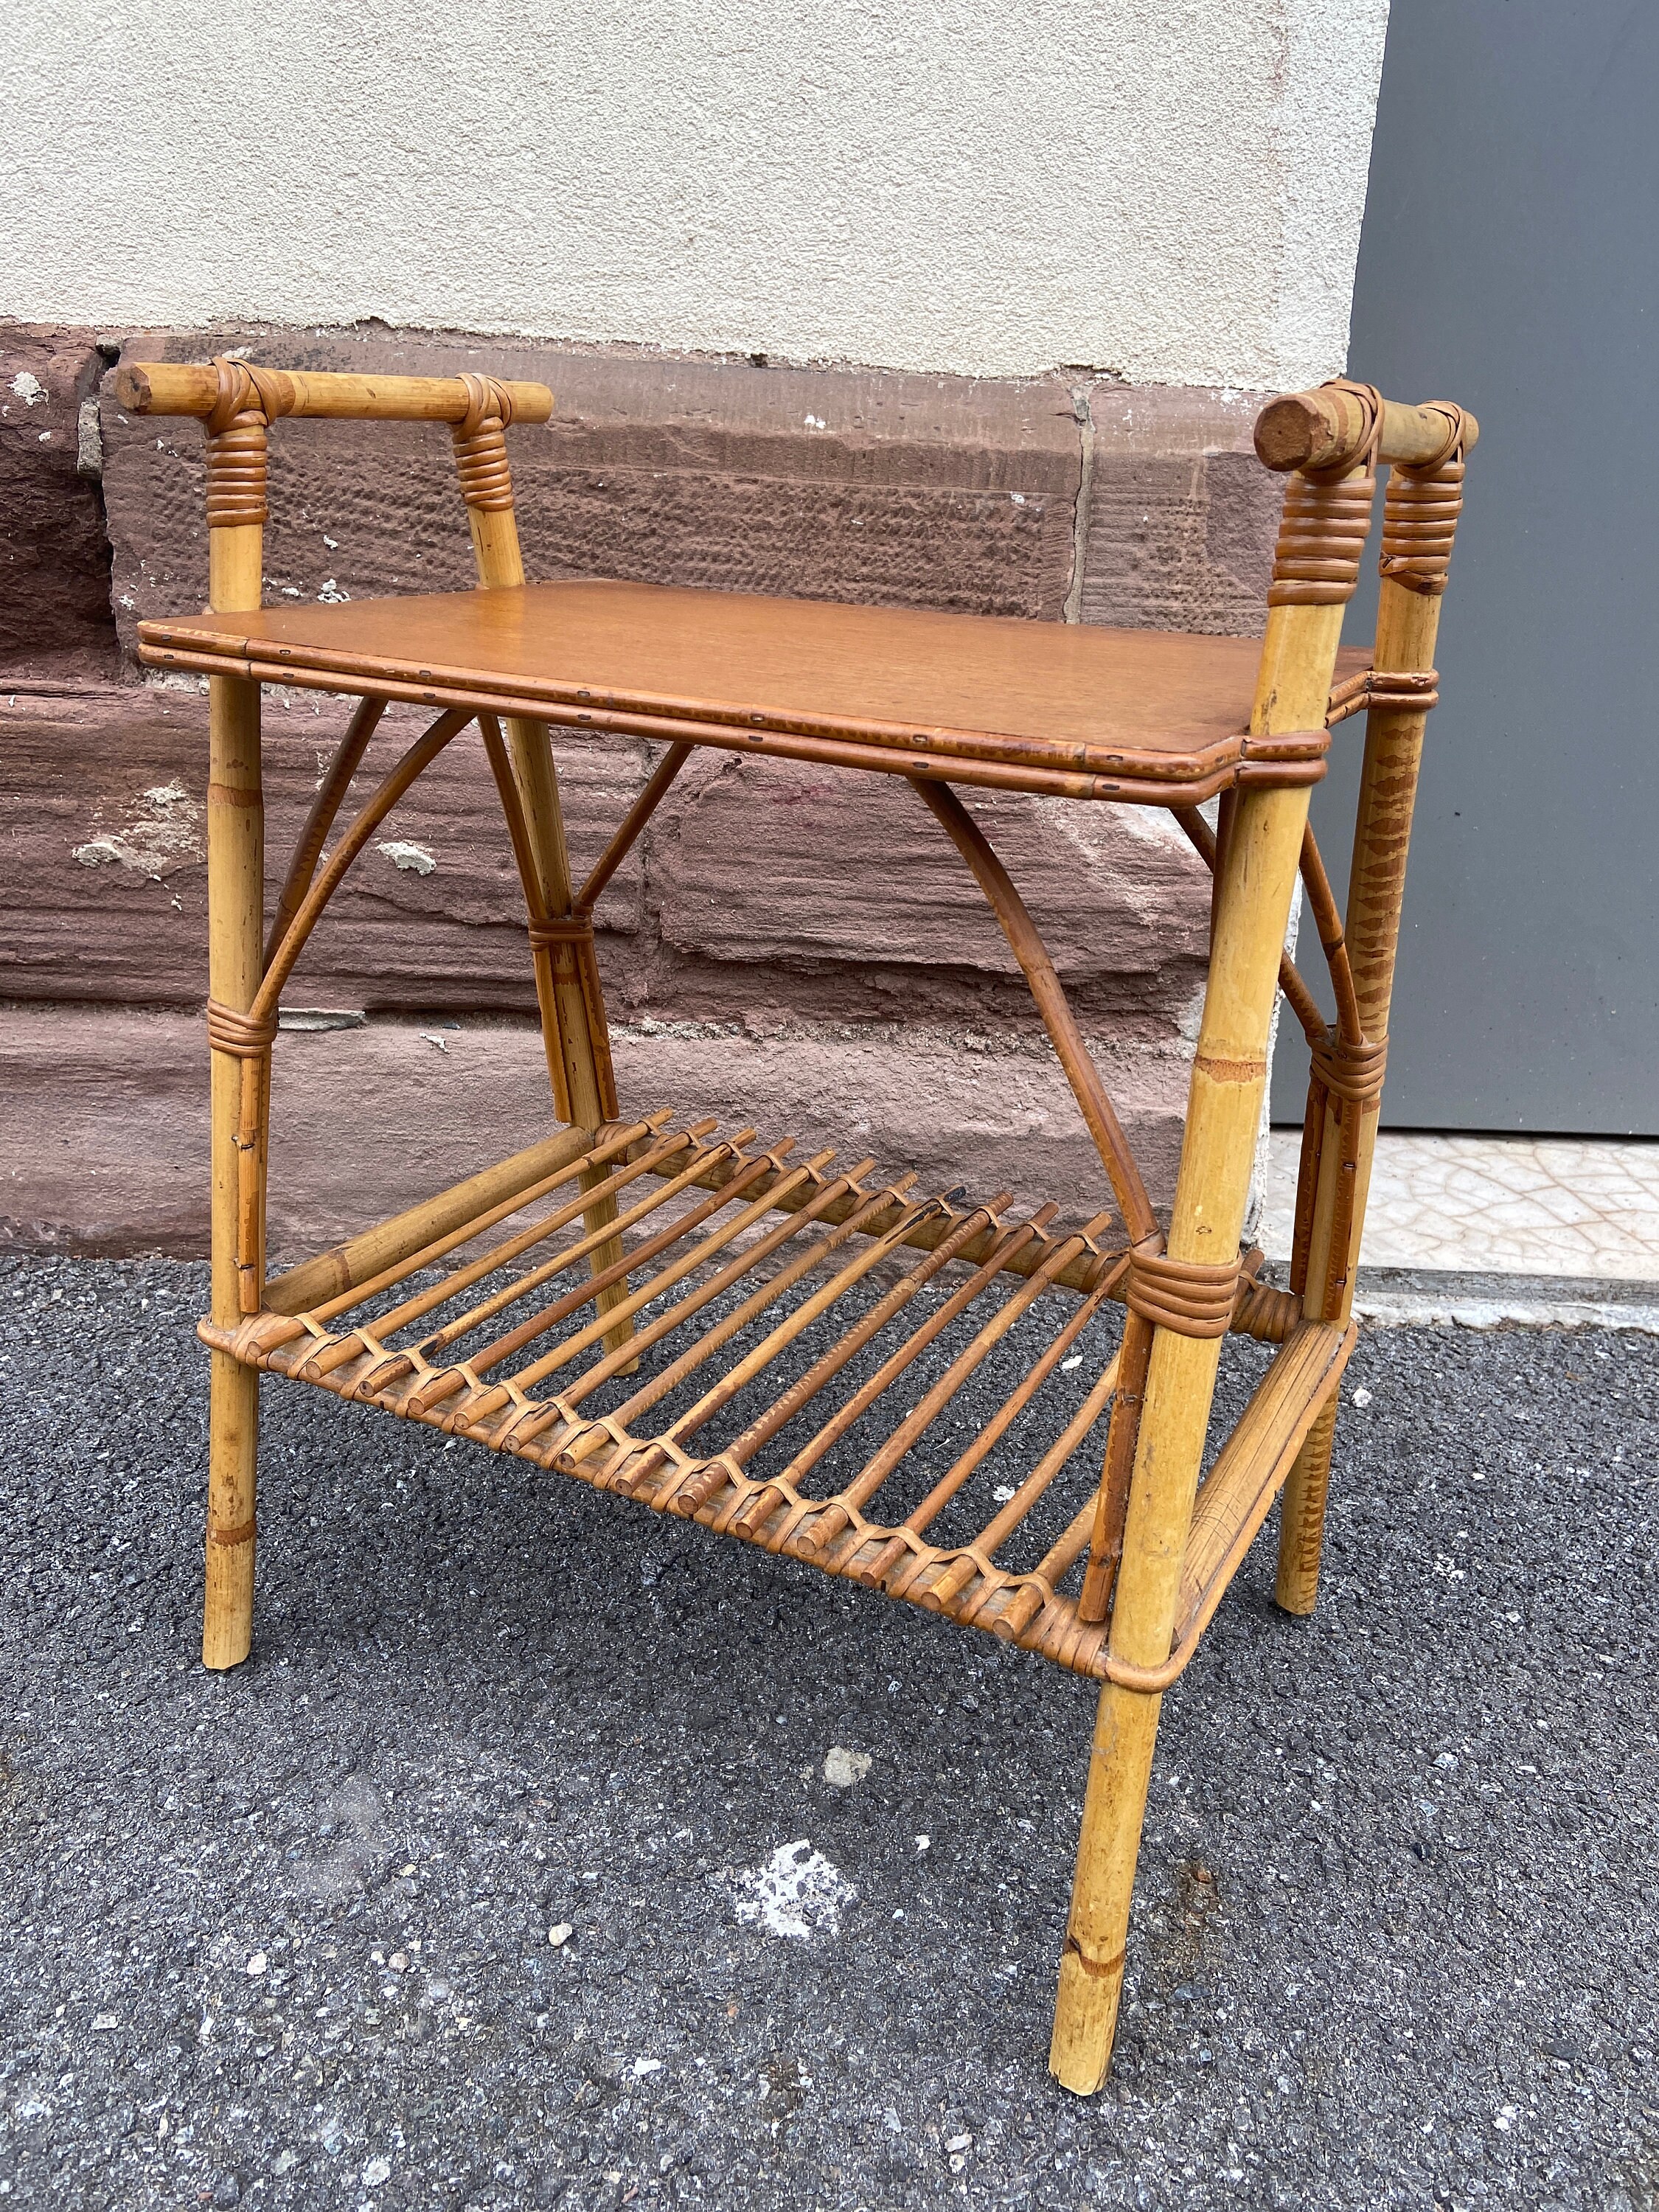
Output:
265 697 387 970
911 777 1158 1247
1296 825 1363 1047
257 709 476 1021
215 708 476 1312
574 741 695 914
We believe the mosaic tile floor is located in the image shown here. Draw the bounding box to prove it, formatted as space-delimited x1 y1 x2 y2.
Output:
1261 1131 1659 1284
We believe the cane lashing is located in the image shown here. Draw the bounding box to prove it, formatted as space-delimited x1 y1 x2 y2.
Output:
203 358 282 531
1380 408 1467 597
1267 380 1382 608
528 914 597 949
205 998 279 1057
1309 1029 1387 1104
1229 1270 1300 1345
1124 1245 1241 1340
451 374 516 512
1326 667 1441 722
1267 464 1378 606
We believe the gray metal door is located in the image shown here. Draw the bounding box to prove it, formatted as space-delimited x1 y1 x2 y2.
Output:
1271 0 1658 1134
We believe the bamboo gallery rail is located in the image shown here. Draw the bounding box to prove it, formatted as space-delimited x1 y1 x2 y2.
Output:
117 355 1474 2096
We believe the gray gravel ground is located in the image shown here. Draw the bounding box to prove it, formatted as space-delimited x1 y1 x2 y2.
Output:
1 1250 1656 2211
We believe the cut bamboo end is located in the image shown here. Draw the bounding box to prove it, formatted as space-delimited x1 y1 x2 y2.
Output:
1254 385 1478 475
202 1540 254 1670
1048 1943 1124 2096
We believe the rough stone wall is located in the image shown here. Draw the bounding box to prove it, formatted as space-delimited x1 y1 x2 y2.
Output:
1 322 1288 1262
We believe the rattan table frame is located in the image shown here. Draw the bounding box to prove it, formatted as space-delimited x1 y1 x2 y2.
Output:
116 356 1473 2094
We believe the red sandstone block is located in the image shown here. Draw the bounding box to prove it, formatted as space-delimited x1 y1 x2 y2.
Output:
0 1005 1189 1262
647 749 1210 1030
0 326 120 681
0 689 648 1014
97 327 1083 665
1080 385 1283 636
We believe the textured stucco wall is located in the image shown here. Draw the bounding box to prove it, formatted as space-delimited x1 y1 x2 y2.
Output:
4 1 1385 386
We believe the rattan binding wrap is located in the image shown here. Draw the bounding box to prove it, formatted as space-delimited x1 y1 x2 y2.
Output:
451 374 518 512
1267 380 1383 608
205 998 279 1057
1326 667 1441 722
1124 1246 1241 1339
1380 406 1468 597
202 358 282 530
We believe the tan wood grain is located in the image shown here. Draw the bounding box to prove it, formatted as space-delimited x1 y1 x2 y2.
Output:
1048 591 1343 2095
114 359 554 425
202 520 265 1671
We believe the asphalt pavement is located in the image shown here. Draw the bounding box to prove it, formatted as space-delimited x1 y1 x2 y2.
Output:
0 1251 1655 2211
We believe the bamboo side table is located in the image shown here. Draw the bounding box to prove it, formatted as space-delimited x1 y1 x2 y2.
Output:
117 357 1472 2092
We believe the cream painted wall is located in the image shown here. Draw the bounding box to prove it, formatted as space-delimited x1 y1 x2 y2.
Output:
4 0 1386 387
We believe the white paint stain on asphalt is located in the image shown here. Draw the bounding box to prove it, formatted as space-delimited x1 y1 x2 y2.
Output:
733 1840 853 1940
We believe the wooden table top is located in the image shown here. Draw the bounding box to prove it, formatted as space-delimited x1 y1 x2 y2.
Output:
140 579 1357 802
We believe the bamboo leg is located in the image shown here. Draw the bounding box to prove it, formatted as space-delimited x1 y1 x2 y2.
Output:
464 490 633 1354
1276 567 1446 1614
203 518 265 1671
1050 598 1344 2093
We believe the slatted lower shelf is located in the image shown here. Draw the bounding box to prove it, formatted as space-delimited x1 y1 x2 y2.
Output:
204 1113 1353 1684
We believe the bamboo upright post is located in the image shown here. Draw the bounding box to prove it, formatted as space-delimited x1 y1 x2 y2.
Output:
1275 409 1472 1613
450 378 633 1354
201 377 271 1670
1049 413 1376 2090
